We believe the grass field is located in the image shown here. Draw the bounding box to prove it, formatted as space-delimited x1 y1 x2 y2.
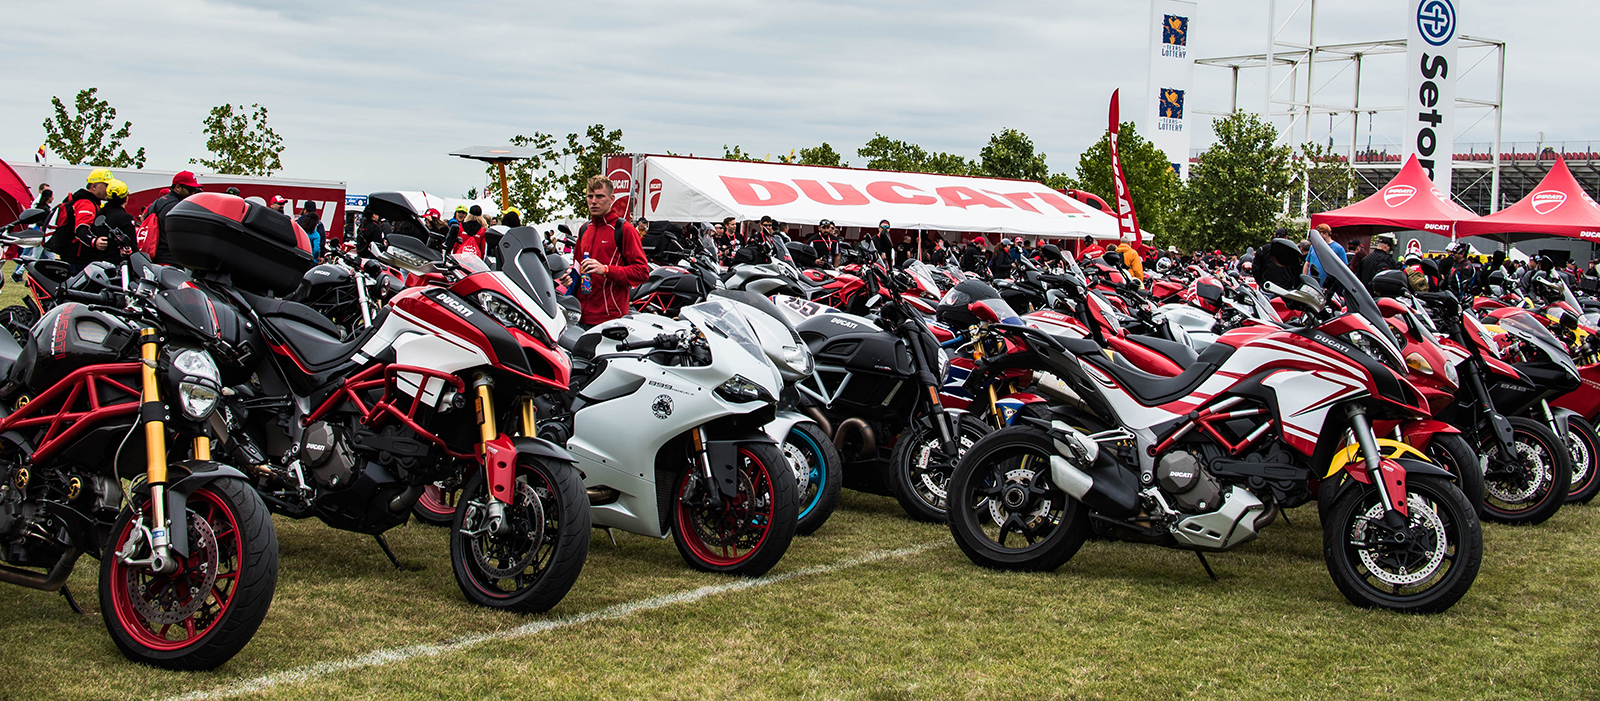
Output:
1 262 1598 700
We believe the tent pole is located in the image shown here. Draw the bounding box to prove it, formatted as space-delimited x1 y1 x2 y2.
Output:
496 161 510 212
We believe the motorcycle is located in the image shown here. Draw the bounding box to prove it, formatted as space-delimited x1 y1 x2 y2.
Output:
946 232 1481 613
163 195 591 614
542 296 799 575
0 247 280 669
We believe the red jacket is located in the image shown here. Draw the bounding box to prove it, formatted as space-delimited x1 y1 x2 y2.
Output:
574 213 649 325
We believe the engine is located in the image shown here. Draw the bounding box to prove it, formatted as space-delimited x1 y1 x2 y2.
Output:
300 421 358 489
1155 450 1223 513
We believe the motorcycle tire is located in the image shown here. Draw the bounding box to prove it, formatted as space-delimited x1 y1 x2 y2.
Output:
1323 473 1482 614
672 442 797 576
946 426 1089 572
450 457 589 613
1563 418 1600 505
784 422 842 536
412 483 459 527
1424 433 1486 517
100 477 279 670
1480 416 1570 526
888 413 993 523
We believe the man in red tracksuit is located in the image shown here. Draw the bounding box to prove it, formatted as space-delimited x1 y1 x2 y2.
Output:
56 168 113 273
574 174 649 326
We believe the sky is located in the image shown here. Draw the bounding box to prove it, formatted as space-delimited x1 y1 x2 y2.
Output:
3 0 1592 197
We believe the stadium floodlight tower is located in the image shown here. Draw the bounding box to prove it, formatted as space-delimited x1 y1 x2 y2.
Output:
1193 0 1505 213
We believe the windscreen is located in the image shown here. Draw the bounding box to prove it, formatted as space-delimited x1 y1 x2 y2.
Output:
683 298 767 364
1498 311 1576 372
1310 227 1403 357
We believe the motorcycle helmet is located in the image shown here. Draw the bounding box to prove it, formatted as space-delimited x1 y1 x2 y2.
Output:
1192 276 1224 314
938 279 1022 328
1156 258 1173 274
1369 269 1409 298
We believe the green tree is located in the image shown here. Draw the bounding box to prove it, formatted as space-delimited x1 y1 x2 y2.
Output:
192 103 285 176
41 88 147 168
498 132 565 222
1177 111 1294 252
978 128 1049 181
797 143 846 167
1291 141 1358 217
857 134 974 175
1068 122 1181 240
560 124 624 217
722 145 762 162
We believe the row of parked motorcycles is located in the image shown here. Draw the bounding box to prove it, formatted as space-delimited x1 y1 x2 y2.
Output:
0 191 1588 671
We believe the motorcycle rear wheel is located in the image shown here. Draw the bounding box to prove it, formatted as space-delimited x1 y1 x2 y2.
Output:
1323 474 1481 613
450 458 589 613
889 414 992 522
1480 416 1570 525
1564 418 1600 505
100 478 278 670
784 422 842 536
673 442 797 576
946 427 1088 572
413 483 461 527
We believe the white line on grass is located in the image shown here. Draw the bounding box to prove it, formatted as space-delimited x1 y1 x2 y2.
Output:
157 540 946 701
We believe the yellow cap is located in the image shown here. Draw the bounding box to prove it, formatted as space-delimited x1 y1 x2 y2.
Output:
86 168 115 185
504 207 521 217
107 179 129 199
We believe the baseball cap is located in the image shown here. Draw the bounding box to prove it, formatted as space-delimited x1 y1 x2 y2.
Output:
454 205 469 214
819 219 834 227
1002 238 1013 245
225 187 241 196
1447 241 1469 254
1375 232 1397 246
303 200 318 211
269 195 287 205
172 171 201 189
86 168 115 185
879 219 891 227
760 215 775 225
424 208 441 218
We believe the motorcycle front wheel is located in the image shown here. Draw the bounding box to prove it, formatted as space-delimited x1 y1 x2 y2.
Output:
946 426 1089 571
1323 474 1482 613
450 458 590 613
784 422 842 536
1564 418 1600 505
1480 416 1570 525
673 442 797 576
100 478 278 670
889 414 992 522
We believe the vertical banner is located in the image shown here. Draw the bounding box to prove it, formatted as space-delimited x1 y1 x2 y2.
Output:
1109 90 1142 244
1405 0 1459 193
604 154 636 219
1144 0 1196 180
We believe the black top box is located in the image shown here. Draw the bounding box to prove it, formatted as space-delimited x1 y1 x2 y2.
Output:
164 192 315 295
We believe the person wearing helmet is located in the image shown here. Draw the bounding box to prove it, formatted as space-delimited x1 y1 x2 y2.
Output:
1441 241 1479 297
140 170 204 265
47 167 114 273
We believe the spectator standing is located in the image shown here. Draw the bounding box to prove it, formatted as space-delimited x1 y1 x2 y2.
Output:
52 168 111 273
1079 235 1105 261
989 239 1015 278
929 237 948 266
874 220 896 265
1357 233 1398 285
140 170 204 265
811 219 841 267
1304 224 1346 283
961 237 987 272
297 201 326 258
573 175 649 326
267 195 287 214
96 179 137 262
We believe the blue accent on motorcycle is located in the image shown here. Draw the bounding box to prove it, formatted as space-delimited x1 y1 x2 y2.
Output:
789 427 827 520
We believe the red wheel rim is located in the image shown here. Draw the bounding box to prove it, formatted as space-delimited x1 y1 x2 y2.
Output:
417 485 456 517
108 489 241 651
675 447 774 566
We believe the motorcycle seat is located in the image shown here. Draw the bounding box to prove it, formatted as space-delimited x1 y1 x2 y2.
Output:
1124 333 1199 367
237 291 343 338
0 324 21 380
1083 341 1235 406
262 315 372 372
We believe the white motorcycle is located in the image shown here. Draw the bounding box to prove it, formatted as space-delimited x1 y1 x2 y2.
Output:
541 298 799 575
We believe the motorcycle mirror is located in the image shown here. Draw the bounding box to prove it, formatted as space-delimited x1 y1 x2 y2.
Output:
1046 289 1068 309
601 325 630 340
547 254 569 274
2 206 48 230
866 294 882 307
969 301 1001 324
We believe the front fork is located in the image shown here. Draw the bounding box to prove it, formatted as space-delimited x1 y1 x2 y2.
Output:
122 328 179 574
909 328 958 455
1345 404 1410 524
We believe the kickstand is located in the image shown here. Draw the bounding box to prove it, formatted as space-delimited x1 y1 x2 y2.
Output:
1280 510 1292 527
374 534 406 571
598 526 618 547
1194 552 1218 582
59 585 86 615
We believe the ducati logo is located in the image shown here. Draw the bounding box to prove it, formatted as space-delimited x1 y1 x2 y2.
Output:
1531 190 1567 215
652 394 674 419
1383 185 1416 208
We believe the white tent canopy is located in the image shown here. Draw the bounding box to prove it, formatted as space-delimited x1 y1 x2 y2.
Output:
629 155 1121 239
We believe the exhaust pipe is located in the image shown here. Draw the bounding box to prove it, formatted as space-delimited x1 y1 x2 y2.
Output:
832 418 876 457
388 485 425 513
0 548 82 591
801 406 833 440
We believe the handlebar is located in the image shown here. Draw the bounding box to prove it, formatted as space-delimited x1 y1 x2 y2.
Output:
617 333 680 352
59 288 121 306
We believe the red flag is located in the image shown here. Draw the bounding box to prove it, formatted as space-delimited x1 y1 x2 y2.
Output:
1108 90 1141 244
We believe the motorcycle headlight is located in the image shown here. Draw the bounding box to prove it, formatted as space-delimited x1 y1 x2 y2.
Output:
1346 330 1404 373
475 290 550 345
563 304 583 325
172 349 221 420
715 375 775 404
1442 356 1459 385
781 344 813 376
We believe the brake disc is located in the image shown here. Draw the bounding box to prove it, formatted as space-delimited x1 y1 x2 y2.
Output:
471 480 545 579
128 513 220 626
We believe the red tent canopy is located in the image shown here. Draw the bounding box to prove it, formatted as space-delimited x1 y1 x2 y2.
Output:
1457 156 1600 242
1310 155 1479 237
0 158 34 224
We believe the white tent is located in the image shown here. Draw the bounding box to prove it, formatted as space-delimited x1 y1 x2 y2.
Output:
348 191 501 218
621 155 1120 239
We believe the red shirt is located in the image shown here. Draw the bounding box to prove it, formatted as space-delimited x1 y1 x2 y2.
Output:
574 213 649 325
